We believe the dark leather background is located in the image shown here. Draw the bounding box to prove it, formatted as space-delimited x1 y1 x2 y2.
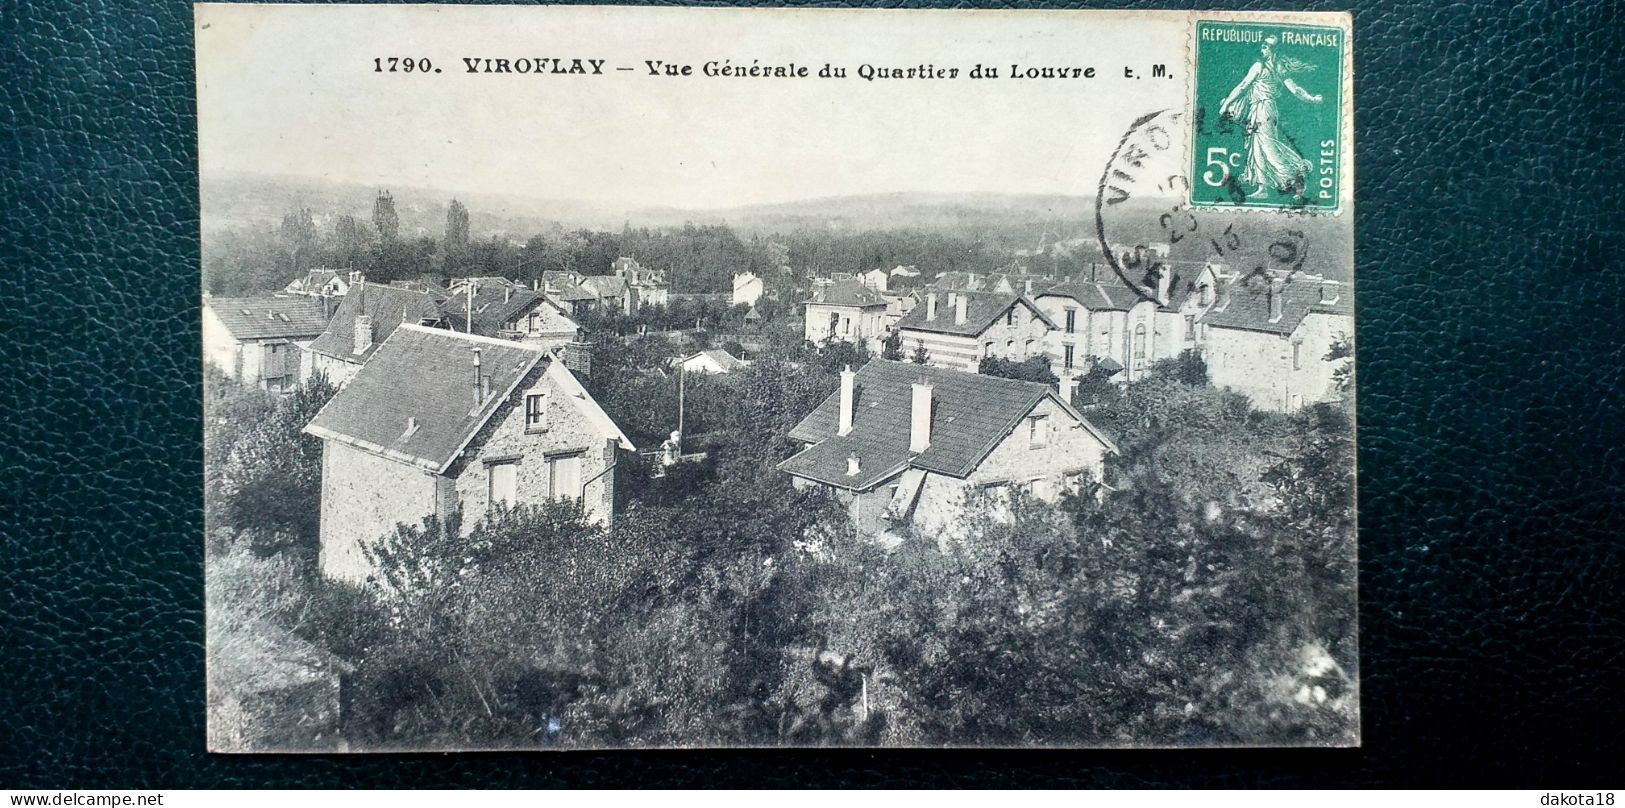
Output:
4 0 1623 788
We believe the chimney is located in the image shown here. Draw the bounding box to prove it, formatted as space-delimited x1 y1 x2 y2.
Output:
1024 278 1034 296
1320 283 1340 304
926 292 938 321
1058 371 1079 404
560 341 593 377
348 270 363 287
910 380 933 453
837 365 856 436
1268 277 1285 323
504 286 512 303
471 348 484 407
352 314 373 355
846 454 862 477
954 293 968 325
403 416 419 438
1155 264 1173 305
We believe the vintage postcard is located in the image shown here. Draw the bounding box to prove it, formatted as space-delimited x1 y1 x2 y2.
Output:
198 5 1356 751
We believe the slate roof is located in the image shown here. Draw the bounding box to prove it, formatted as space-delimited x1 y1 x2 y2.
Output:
443 284 572 338
779 359 1116 490
285 269 340 294
1036 281 1142 312
895 291 1055 337
1200 273 1352 336
580 275 629 298
805 280 887 308
205 296 331 341
306 283 447 363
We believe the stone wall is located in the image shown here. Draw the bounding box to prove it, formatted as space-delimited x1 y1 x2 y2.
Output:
450 364 619 526
1204 313 1351 411
317 440 438 584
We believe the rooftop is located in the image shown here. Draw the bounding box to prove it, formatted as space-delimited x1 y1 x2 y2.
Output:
895 291 1054 337
205 296 331 341
1200 272 1352 335
805 280 887 308
780 359 1114 489
305 283 447 363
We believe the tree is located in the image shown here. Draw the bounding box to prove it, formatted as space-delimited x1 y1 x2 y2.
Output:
443 199 471 273
978 354 1058 384
880 330 904 361
909 341 930 365
372 190 400 243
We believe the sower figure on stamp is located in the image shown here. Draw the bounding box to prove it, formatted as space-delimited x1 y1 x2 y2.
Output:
1219 35 1324 198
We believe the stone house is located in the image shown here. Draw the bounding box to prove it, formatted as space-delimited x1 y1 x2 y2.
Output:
894 290 1055 373
443 280 579 350
302 280 449 388
778 360 1117 541
802 280 889 352
203 296 333 392
1199 271 1352 412
579 275 636 315
613 258 669 308
1035 262 1219 380
303 324 635 584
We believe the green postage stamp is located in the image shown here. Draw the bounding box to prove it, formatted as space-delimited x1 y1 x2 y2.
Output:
1191 20 1346 210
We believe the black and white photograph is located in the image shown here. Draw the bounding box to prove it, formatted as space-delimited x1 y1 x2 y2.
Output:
197 5 1357 752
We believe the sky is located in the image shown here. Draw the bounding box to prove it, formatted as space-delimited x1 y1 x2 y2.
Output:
196 6 1197 210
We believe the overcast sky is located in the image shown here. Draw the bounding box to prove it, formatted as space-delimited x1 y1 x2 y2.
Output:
197 6 1193 210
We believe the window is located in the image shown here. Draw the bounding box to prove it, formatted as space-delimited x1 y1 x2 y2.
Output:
548 452 583 502
1005 339 1015 358
1064 344 1075 369
488 461 518 510
1292 341 1303 370
1133 324 1148 362
1185 315 1196 342
1064 309 1077 334
1006 308 1015 326
527 312 539 333
983 341 994 358
525 393 546 431
1024 338 1035 356
1028 414 1050 448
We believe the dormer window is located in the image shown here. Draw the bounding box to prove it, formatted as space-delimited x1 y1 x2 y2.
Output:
524 393 546 432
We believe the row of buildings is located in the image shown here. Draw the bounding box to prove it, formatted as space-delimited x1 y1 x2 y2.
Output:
800 262 1353 413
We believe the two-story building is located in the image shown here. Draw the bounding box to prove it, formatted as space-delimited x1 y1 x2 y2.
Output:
1199 272 1352 412
282 268 352 299
443 280 580 350
803 280 889 352
894 291 1055 373
203 296 333 392
1035 262 1220 380
778 360 1117 541
302 281 450 388
303 324 635 584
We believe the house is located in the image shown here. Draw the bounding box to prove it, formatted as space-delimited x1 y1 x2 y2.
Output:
1035 262 1221 380
443 280 579 349
858 267 890 293
579 274 636 316
539 272 600 317
894 290 1055 373
613 258 669 308
302 281 450 387
732 272 765 307
303 324 635 584
674 348 750 375
802 280 889 351
1198 271 1352 412
283 268 351 298
929 270 1055 298
203 296 333 392
778 360 1118 540
880 289 920 330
